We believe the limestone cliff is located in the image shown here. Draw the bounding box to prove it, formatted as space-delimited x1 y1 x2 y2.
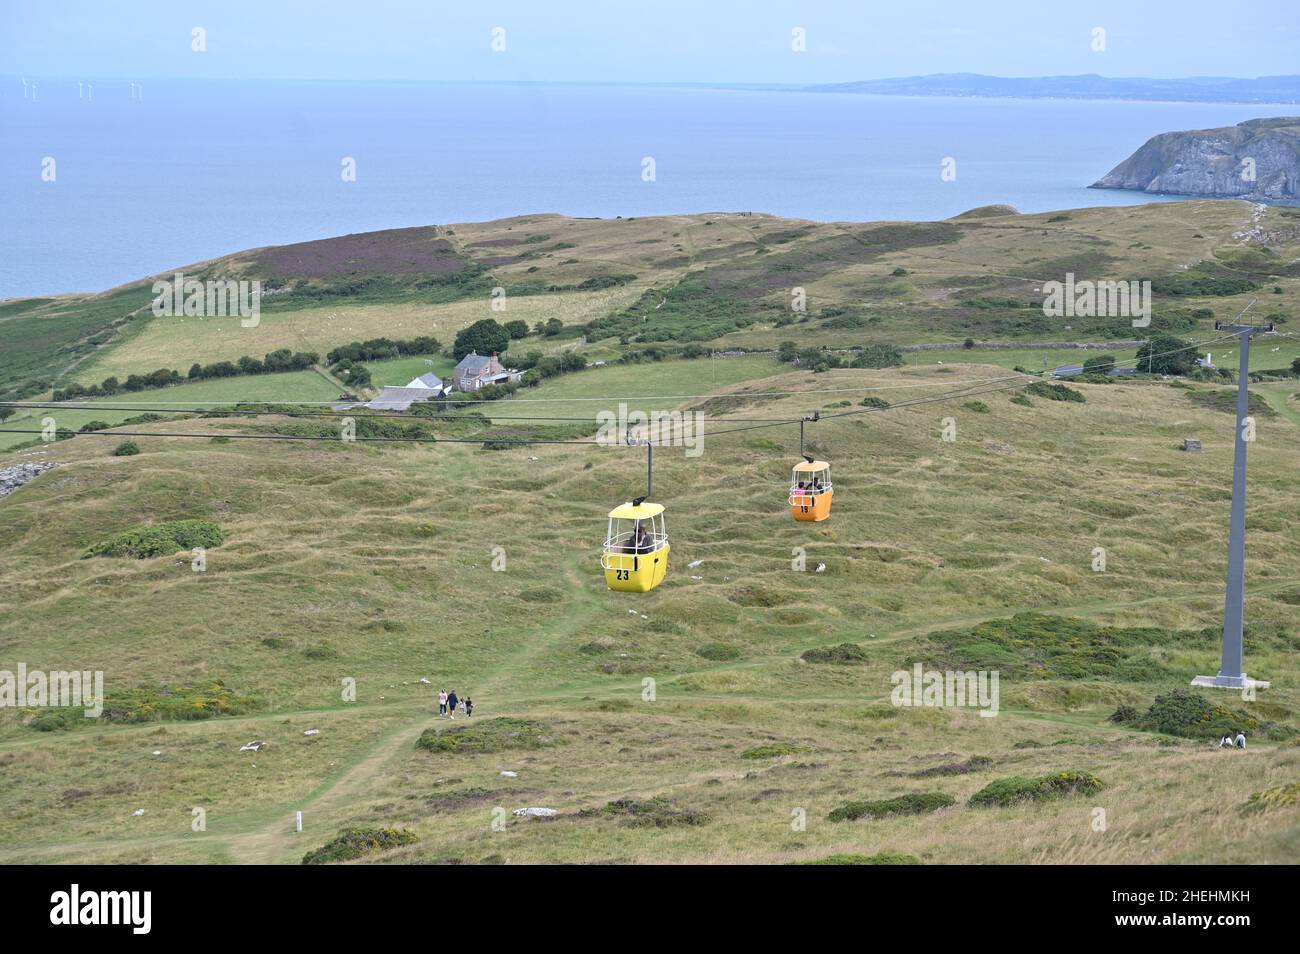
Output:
1090 117 1300 201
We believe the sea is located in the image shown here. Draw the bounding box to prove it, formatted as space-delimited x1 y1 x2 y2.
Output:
1 79 1290 298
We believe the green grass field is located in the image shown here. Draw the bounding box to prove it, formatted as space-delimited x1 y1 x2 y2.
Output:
2 201 1298 865
1 361 1297 864
0 371 340 450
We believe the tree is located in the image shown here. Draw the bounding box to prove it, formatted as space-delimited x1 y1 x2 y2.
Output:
188 364 204 380
1136 334 1196 375
540 318 564 338
503 320 530 340
851 343 903 369
1083 354 1116 374
453 319 510 360
777 341 799 364
1292 356 1300 376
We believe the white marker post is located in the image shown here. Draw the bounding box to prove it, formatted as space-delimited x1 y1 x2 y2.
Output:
295 811 303 833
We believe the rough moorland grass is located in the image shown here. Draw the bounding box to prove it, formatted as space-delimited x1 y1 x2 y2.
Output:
415 717 559 754
920 613 1199 681
911 756 994 778
82 519 223 559
791 851 921 865
301 827 418 865
827 792 955 821
968 771 1103 807
740 741 803 759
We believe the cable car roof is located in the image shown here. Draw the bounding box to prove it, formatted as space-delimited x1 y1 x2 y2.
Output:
793 460 830 472
608 501 665 519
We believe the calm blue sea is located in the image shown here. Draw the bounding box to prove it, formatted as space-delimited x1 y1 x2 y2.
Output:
1 80 1289 298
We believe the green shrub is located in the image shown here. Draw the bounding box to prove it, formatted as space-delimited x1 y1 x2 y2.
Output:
111 440 140 456
302 827 418 864
83 519 223 559
963 400 990 413
740 742 803 759
969 771 1103 807
1025 381 1085 403
416 717 559 754
828 792 955 821
1242 782 1300 814
859 396 890 409
582 797 709 828
1132 688 1283 740
1010 394 1033 407
696 643 741 661
801 642 868 664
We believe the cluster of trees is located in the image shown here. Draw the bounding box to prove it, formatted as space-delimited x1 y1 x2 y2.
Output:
452 318 566 360
777 341 903 372
51 349 320 401
325 336 441 365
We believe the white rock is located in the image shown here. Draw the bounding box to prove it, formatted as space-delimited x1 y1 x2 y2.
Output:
500 771 518 777
240 740 268 752
419 677 430 684
512 807 557 818
132 809 145 816
815 563 826 573
304 729 320 736
152 750 162 756
687 560 703 568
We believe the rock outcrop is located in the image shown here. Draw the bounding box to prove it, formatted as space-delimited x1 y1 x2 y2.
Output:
0 461 60 498
1091 117 1300 201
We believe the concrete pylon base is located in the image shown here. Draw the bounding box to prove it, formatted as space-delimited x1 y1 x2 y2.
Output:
1191 674 1270 691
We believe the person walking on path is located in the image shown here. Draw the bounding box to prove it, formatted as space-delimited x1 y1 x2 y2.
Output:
465 697 474 718
438 690 448 716
447 690 459 720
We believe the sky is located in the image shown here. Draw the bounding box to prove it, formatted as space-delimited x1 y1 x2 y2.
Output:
4 0 1298 84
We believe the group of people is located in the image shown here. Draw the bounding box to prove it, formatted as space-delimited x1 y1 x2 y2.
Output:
792 477 825 497
437 689 473 719
1218 731 1247 749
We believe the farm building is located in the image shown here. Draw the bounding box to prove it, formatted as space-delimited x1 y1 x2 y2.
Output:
454 352 522 391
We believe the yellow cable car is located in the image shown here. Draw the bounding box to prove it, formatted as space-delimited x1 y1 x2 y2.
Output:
601 497 670 592
789 456 833 522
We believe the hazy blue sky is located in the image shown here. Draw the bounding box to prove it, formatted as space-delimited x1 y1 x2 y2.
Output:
5 0 1297 83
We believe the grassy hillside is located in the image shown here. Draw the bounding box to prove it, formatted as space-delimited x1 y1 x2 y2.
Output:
6 201 1298 406
1 363 1297 864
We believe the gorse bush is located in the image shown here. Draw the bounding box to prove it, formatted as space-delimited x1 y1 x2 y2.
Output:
1025 381 1085 402
111 440 140 456
828 792 955 821
801 642 868 664
1111 688 1290 740
969 771 1103 807
84 519 223 559
302 827 418 865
